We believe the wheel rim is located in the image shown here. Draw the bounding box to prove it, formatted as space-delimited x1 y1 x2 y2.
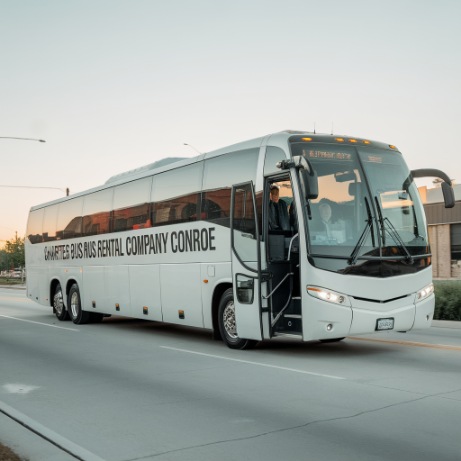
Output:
222 300 238 339
53 289 64 316
70 291 79 317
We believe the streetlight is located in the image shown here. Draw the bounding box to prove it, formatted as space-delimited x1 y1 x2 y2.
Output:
0 185 69 195
0 137 66 194
183 143 202 154
0 136 46 143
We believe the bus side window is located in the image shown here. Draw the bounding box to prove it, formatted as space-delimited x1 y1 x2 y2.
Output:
27 208 44 244
201 197 223 220
181 202 198 221
56 197 83 240
202 149 259 227
151 163 202 227
82 189 113 236
42 204 59 242
113 178 152 232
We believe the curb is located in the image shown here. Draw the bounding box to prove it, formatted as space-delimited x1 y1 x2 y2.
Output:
431 320 461 329
0 402 100 461
0 285 26 290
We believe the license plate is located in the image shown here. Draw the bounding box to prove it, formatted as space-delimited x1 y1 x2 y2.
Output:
376 318 394 331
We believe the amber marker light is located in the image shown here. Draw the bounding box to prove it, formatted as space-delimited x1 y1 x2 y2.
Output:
335 137 345 142
301 137 313 141
389 145 397 149
349 139 358 143
203 279 209 284
363 140 371 145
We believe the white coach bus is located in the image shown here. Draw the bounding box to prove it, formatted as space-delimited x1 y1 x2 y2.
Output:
25 131 455 349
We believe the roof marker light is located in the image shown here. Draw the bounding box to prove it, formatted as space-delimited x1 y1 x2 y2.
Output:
363 140 371 145
302 137 313 141
335 137 345 142
349 139 358 143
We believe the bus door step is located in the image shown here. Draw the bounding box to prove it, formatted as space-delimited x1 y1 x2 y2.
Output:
275 314 302 334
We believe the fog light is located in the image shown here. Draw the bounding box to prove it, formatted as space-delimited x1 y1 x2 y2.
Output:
326 323 333 331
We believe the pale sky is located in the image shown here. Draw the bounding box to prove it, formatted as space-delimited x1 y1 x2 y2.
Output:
1 0 460 244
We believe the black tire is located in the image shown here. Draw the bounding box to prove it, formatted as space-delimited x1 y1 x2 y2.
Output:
218 288 257 350
319 337 345 343
68 283 90 324
53 283 69 321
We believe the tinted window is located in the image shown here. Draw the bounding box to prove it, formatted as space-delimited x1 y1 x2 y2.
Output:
113 177 152 232
451 223 461 260
42 205 59 241
82 189 113 236
202 149 259 226
57 198 83 240
151 163 202 226
27 209 44 244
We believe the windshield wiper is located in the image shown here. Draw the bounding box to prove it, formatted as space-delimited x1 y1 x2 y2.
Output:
374 196 386 246
374 196 414 263
348 197 374 265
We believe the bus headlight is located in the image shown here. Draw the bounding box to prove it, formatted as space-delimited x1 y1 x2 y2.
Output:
416 283 434 303
307 286 351 306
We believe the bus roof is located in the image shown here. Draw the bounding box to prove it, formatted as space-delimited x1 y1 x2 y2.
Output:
29 130 397 211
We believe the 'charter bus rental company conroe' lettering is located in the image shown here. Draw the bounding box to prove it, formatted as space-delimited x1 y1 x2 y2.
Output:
44 228 216 261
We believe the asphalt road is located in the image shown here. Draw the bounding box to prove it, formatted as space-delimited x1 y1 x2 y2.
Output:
1 287 461 461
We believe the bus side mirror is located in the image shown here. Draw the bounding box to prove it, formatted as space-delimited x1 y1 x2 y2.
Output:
300 168 318 200
441 182 455 208
411 168 455 209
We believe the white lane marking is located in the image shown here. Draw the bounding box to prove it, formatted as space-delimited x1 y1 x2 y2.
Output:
0 315 79 331
0 400 105 461
161 346 345 380
3 384 40 394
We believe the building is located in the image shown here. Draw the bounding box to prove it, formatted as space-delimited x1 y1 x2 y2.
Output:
420 183 461 279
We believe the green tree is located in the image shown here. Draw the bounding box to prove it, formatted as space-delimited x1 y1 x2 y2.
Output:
0 248 8 272
4 234 25 269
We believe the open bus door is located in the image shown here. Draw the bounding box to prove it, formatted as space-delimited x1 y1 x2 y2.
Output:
227 182 263 348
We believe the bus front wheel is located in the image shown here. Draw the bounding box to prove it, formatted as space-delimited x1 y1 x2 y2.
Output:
218 288 256 350
53 283 69 321
68 283 90 325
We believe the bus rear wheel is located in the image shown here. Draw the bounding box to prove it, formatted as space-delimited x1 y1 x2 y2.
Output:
53 283 69 321
68 283 90 325
218 288 256 350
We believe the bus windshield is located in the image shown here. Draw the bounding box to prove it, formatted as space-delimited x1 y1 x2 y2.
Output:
290 142 430 277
